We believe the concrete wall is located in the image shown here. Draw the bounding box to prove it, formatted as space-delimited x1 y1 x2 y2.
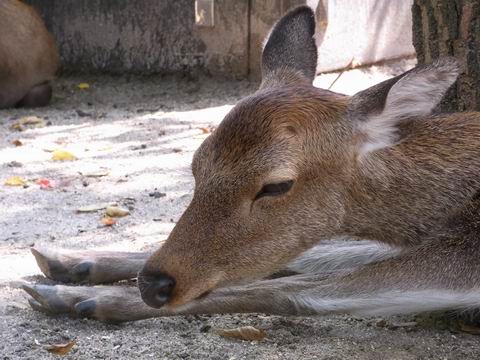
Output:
313 0 415 72
26 0 415 78
26 0 249 78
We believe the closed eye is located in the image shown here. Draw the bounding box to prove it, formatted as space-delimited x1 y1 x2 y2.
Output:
255 180 294 200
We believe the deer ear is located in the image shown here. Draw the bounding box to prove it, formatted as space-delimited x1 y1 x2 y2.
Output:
261 6 317 89
350 57 459 155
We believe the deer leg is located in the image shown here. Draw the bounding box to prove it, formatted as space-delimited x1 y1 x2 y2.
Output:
16 81 53 108
23 238 480 322
31 247 150 284
30 239 393 284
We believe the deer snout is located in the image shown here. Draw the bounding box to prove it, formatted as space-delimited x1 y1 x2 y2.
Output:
138 270 176 308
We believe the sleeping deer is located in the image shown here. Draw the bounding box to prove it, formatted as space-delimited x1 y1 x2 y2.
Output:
24 6 480 323
0 0 59 108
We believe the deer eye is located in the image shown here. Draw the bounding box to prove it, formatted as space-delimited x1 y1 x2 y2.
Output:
255 180 294 200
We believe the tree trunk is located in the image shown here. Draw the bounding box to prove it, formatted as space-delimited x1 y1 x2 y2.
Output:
412 0 480 112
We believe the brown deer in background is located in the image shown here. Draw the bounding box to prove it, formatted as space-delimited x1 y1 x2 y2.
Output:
24 6 480 322
0 0 59 108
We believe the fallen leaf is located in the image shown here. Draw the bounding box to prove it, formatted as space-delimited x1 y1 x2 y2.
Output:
76 202 118 213
4 176 26 186
52 150 77 161
37 178 53 189
11 139 23 146
200 127 210 134
105 206 130 217
22 116 43 125
459 321 480 335
101 216 116 226
45 340 76 355
10 123 25 131
11 116 45 131
216 326 267 341
77 83 90 90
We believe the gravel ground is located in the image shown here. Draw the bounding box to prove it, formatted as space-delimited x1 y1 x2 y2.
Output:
2 63 480 359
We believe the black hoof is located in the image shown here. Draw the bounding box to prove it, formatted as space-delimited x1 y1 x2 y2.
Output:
74 299 96 318
70 261 92 282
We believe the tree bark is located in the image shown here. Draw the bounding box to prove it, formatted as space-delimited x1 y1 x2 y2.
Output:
412 0 480 112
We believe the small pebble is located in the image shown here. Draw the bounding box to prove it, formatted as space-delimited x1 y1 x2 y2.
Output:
149 191 166 199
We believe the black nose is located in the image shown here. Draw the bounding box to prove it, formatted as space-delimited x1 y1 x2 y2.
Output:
138 271 176 308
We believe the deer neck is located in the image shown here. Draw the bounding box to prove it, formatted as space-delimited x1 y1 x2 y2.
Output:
340 115 480 246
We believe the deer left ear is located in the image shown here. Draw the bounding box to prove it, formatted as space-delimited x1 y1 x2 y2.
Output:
261 6 317 89
350 57 459 155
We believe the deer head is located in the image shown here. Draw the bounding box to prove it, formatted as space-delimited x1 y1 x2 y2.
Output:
138 6 460 309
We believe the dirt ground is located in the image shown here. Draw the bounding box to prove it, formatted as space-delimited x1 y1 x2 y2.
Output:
2 63 480 359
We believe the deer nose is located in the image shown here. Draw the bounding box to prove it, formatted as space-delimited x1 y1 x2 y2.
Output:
138 270 176 308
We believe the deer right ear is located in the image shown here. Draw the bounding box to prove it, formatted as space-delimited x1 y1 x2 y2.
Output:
350 57 459 155
261 6 317 89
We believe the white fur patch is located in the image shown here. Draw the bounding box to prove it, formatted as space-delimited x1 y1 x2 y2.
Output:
287 239 401 274
290 290 480 316
359 58 459 155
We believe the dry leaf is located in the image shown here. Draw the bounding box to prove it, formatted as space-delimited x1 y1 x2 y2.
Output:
10 123 25 131
4 176 26 186
11 116 44 131
37 178 53 189
101 216 116 226
77 83 90 90
459 321 480 335
45 340 76 355
216 326 267 341
105 206 130 217
52 150 77 161
76 202 117 213
12 139 23 146
200 127 210 134
22 116 43 125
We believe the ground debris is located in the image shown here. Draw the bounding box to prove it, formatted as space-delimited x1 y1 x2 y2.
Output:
79 170 109 178
101 216 117 226
149 191 166 198
4 176 26 186
458 321 480 335
45 340 76 356
76 202 118 213
105 206 130 217
52 150 77 161
10 116 45 131
216 326 267 341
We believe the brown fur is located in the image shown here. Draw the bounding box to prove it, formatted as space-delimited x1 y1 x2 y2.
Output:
142 84 480 307
0 0 59 108
22 6 480 322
